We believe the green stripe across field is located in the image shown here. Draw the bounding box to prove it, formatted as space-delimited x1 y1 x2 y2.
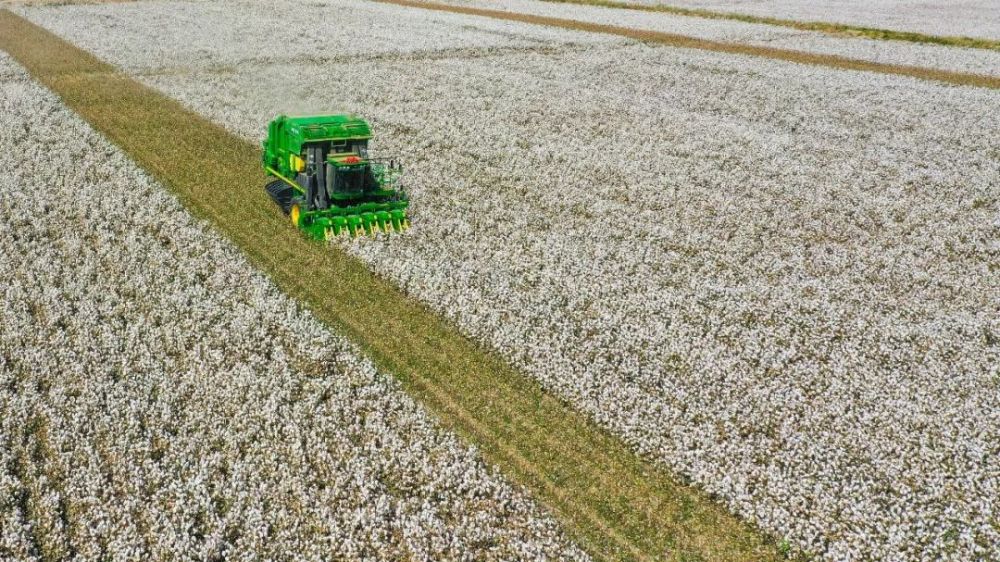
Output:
0 9 784 562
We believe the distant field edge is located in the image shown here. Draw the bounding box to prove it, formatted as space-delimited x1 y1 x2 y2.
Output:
0 9 788 562
539 0 1000 51
377 0 1000 90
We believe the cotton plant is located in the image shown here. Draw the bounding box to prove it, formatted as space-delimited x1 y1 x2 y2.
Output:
0 54 588 562
16 1 1000 559
416 0 1000 77
17 0 616 76
624 0 1000 40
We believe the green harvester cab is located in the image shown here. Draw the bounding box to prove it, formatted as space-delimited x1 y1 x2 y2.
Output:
262 114 409 239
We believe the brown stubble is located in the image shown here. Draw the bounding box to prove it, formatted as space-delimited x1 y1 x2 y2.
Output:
0 9 788 562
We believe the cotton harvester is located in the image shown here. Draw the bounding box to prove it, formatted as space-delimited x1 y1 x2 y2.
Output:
262 114 409 239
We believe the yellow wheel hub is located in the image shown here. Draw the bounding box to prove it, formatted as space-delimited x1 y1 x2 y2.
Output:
290 203 301 226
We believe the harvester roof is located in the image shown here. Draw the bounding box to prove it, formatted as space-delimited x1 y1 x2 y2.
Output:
274 114 372 152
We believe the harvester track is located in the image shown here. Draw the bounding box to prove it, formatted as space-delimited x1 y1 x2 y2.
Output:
265 179 296 214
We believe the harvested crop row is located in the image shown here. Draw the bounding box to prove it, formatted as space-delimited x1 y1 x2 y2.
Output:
0 51 588 562
411 0 1000 78
17 0 1000 559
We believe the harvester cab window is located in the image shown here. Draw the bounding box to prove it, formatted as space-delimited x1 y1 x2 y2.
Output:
341 168 365 193
349 140 369 159
329 165 370 197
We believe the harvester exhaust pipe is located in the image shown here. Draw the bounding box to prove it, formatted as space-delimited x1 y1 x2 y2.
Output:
306 145 329 210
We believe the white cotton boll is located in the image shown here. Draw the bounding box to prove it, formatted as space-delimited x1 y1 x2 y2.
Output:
628 0 1000 45
0 53 588 562
13 1 1000 559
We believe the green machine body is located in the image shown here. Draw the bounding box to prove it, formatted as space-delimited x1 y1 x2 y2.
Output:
262 114 408 239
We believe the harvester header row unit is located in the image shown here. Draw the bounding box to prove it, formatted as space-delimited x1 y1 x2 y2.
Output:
262 114 409 239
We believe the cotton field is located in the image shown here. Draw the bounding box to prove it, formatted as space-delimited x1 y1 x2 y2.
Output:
25 0 1000 78
17 0 617 75
433 0 1000 77
630 0 1000 40
0 52 588 562
6 0 1000 560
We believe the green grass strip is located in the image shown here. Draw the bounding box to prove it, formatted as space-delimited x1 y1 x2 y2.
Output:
540 0 1000 51
0 9 786 562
